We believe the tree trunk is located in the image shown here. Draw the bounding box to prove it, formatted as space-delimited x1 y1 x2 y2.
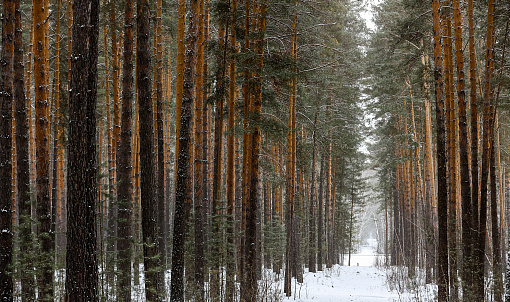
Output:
242 3 266 300
318 156 325 270
348 181 355 266
226 0 237 298
308 111 318 273
15 0 35 299
475 1 496 299
170 0 198 297
50 0 63 274
468 1 479 291
136 0 163 299
34 0 53 297
490 110 502 302
211 22 228 302
451 0 474 296
173 0 185 174
284 12 297 292
432 0 449 300
155 0 166 270
116 0 135 299
442 4 458 298
0 0 15 300
66 0 100 300
194 0 206 297
421 51 435 284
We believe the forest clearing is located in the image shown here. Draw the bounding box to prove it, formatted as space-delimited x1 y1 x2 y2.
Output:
1 0 510 301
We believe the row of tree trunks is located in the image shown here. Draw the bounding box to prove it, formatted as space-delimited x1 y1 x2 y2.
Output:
424 1 503 301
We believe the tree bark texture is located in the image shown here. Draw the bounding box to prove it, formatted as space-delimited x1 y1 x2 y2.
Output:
66 0 100 300
0 0 15 300
136 0 163 300
432 0 449 300
170 0 198 298
116 0 135 299
34 0 53 297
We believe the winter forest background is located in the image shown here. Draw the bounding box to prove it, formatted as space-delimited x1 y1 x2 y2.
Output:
1 0 510 301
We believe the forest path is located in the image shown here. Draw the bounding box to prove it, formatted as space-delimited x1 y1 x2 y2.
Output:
280 245 431 302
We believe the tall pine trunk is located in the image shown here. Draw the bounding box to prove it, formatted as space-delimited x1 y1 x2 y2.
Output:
155 0 166 269
66 0 100 300
193 0 206 297
318 156 325 270
16 0 35 298
34 0 53 297
116 0 135 299
225 0 237 298
0 0 15 300
475 1 496 299
432 0 449 300
308 111 318 273
136 0 163 299
170 0 198 298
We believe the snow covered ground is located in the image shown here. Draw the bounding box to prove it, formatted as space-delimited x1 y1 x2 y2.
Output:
274 243 436 302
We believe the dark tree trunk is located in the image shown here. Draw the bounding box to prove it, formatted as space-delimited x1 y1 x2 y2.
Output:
116 0 135 299
244 93 261 302
308 119 317 272
170 0 198 298
136 0 163 300
452 0 474 296
490 111 502 302
15 0 35 299
242 4 266 300
156 0 166 270
66 0 100 300
432 0 449 300
468 1 479 281
318 157 325 270
391 176 399 266
210 23 228 302
0 0 15 300
193 0 205 297
348 182 355 267
476 1 496 299
225 2 237 299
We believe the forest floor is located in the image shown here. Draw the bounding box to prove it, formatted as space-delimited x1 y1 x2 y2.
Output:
277 244 437 302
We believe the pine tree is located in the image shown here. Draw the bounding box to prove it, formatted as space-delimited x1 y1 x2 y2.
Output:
116 0 135 299
170 0 199 298
432 0 449 300
136 0 163 299
0 0 15 300
34 0 53 297
66 0 100 300
15 0 35 299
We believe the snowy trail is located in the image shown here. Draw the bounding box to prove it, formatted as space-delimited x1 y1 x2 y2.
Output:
280 246 400 302
278 244 435 302
286 265 395 302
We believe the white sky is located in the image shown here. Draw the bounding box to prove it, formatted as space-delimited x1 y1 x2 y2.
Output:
360 0 381 31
